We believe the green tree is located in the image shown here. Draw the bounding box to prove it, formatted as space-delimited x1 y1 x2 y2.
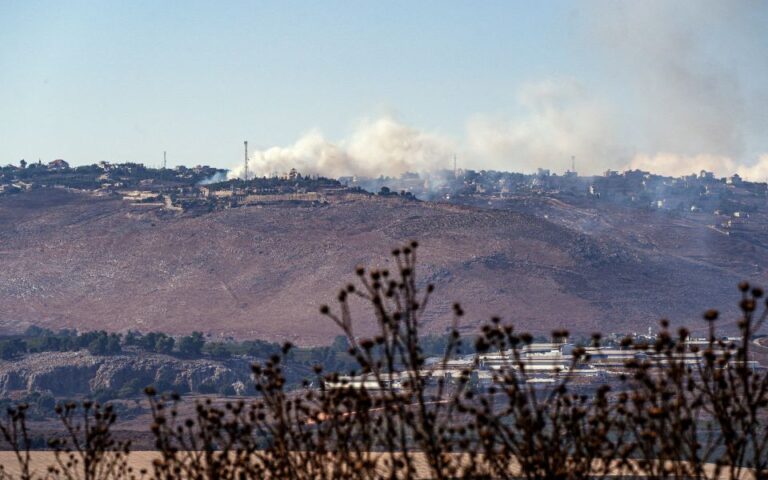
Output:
87 332 122 355
0 339 26 360
123 330 140 346
178 332 205 357
154 335 174 354
206 342 231 359
106 334 122 354
87 334 109 355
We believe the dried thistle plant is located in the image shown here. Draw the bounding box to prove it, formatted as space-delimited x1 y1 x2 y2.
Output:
1 242 768 480
46 401 135 480
0 404 33 480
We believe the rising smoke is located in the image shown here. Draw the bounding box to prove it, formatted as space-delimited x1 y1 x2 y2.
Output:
228 117 456 180
585 0 768 178
465 79 620 173
230 1 767 181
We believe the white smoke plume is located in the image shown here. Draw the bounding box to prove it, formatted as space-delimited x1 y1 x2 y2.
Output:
230 81 619 180
466 79 620 173
228 1 767 182
586 0 768 177
229 117 455 179
628 153 768 181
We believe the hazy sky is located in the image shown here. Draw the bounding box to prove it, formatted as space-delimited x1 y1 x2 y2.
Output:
1 1 767 178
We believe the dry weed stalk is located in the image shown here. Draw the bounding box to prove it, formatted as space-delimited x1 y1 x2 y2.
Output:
1 242 768 479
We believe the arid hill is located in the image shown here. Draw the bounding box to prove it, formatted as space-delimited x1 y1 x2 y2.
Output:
1 188 764 344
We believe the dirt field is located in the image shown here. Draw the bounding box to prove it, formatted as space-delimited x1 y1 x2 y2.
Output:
0 451 755 479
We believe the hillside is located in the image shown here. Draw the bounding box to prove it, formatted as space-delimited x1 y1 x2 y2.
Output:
1 188 765 344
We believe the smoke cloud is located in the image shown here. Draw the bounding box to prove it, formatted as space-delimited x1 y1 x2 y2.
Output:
585 0 768 178
466 79 620 173
229 117 455 179
230 82 620 180
229 1 767 182
628 153 768 181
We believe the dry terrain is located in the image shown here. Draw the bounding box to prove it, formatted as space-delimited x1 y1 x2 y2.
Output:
0 451 751 479
1 189 765 344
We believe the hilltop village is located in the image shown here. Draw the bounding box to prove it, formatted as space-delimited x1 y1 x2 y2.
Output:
0 160 373 214
347 166 768 235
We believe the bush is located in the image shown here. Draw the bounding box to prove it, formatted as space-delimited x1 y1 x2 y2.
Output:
117 378 147 399
196 383 217 395
218 384 236 396
205 342 231 359
177 332 205 357
86 332 122 355
0 338 26 360
3 242 768 479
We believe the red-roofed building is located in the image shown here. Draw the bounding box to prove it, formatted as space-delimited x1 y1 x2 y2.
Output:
47 159 70 170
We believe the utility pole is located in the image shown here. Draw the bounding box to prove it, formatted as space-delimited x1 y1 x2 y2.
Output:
244 141 249 181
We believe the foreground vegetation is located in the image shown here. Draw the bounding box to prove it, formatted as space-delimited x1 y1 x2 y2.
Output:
2 242 768 479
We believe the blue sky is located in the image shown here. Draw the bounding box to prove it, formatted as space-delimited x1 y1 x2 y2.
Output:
1 1 767 178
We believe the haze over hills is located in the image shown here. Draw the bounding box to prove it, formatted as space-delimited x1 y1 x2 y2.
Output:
1 165 766 344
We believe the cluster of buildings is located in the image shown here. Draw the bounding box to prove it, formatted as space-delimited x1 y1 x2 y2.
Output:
0 158 71 194
325 335 760 394
0 160 367 214
340 167 768 235
4 158 768 226
346 168 766 213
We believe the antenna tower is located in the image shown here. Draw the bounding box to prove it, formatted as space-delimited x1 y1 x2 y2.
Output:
571 155 575 173
163 151 167 169
453 154 457 179
244 141 249 181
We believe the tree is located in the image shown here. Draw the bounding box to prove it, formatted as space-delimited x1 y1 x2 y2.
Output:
154 335 174 354
244 339 280 357
123 330 140 346
87 335 109 356
24 325 52 337
206 342 231 359
37 335 62 352
0 339 26 360
178 332 205 357
106 334 122 355
330 335 349 352
139 332 174 353
87 332 121 356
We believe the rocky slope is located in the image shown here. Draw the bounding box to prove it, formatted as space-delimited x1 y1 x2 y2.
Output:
0 188 765 343
0 350 252 397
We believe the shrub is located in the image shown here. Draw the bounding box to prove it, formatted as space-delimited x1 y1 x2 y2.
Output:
177 332 205 357
3 242 768 479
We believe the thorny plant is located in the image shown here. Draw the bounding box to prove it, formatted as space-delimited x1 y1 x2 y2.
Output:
0 404 33 480
0 401 138 480
46 401 136 480
2 242 768 479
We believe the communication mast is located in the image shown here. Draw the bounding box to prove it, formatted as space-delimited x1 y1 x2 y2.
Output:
163 151 167 169
244 141 249 181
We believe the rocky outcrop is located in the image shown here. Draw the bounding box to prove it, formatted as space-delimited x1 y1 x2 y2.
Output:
0 351 253 397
